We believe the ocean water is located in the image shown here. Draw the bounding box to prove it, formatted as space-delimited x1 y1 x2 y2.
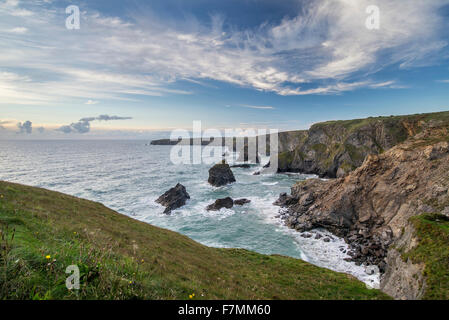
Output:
0 140 379 287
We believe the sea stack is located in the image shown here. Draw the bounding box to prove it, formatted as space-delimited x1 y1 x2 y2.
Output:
206 197 251 211
208 161 236 187
156 183 190 214
206 197 234 211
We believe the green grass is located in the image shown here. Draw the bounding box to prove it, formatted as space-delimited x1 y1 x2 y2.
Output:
314 111 449 131
0 181 390 300
402 214 449 300
278 151 295 170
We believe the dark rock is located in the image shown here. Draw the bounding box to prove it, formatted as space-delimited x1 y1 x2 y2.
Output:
299 193 315 206
253 171 261 176
301 233 312 238
208 162 236 187
315 233 323 240
273 193 297 207
156 183 190 214
378 261 387 273
230 164 252 169
206 197 234 211
323 238 331 243
234 198 251 206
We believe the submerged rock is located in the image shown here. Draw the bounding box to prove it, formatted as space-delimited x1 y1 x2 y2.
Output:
301 233 312 239
206 197 234 211
230 164 252 169
156 183 190 214
234 198 251 206
208 162 236 187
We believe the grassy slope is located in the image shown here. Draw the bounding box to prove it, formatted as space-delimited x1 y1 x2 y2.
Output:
403 214 449 300
314 111 449 130
0 181 390 300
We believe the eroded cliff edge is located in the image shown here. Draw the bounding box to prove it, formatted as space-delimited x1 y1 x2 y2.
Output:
277 111 449 178
275 124 449 300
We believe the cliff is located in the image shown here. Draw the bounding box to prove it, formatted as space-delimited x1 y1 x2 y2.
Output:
277 111 449 178
150 111 449 179
275 124 449 299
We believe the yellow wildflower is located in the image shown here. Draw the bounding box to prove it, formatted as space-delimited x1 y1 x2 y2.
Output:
45 255 51 259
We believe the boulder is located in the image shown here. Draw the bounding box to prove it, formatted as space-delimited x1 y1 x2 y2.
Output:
273 192 296 207
206 197 234 211
156 183 190 214
442 206 449 218
301 233 312 239
234 199 251 206
208 162 236 187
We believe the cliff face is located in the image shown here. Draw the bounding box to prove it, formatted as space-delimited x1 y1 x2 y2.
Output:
275 124 449 299
277 112 449 178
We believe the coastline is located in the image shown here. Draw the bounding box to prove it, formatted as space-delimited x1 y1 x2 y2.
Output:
0 180 389 300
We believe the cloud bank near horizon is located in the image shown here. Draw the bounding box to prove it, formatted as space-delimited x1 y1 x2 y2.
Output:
0 0 448 107
17 120 32 134
57 115 133 134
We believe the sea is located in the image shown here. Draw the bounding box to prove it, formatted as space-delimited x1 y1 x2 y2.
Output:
0 139 379 287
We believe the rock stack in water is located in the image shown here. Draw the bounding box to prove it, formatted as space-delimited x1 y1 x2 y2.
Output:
156 183 190 214
208 161 236 187
206 197 251 211
206 197 234 211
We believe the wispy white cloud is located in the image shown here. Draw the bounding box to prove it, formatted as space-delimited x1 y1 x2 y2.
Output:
240 105 276 110
5 27 28 34
0 0 448 106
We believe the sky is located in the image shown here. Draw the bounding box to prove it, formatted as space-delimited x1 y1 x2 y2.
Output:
1 0 449 139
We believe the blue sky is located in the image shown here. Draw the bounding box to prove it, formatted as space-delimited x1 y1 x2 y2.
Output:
1 0 449 138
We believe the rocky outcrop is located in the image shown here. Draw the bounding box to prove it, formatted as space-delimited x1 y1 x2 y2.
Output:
275 126 449 299
380 223 426 300
276 112 449 178
207 197 234 211
156 183 190 214
206 197 251 211
208 162 236 187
